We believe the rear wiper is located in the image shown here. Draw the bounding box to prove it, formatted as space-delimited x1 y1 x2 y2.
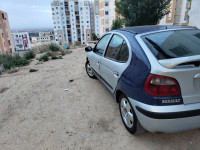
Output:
145 37 175 59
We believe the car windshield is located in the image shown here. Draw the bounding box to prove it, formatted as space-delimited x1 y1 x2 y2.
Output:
142 29 200 60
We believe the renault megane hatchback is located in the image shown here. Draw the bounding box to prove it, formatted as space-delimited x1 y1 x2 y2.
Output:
85 25 200 134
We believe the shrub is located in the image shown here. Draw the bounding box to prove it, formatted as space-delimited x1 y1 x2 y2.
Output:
61 50 66 56
7 68 19 74
51 56 58 60
39 54 49 62
0 54 29 70
29 69 38 73
48 43 60 52
58 56 63 59
47 51 54 57
24 50 36 60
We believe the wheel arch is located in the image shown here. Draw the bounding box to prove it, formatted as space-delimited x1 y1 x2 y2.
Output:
115 90 126 103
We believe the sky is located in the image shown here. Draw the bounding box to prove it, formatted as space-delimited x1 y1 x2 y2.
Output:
0 0 54 30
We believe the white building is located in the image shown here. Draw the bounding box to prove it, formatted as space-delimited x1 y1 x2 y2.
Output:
189 0 200 29
31 32 54 43
79 0 92 44
51 0 96 44
94 0 100 38
51 0 68 43
12 32 31 51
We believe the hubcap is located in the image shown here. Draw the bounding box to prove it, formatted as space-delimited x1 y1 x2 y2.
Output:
87 63 94 77
120 98 134 128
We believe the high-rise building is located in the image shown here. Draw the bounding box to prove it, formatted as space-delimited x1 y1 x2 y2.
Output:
51 0 94 44
99 0 118 37
159 0 191 26
93 0 100 38
0 10 14 54
51 0 68 43
79 0 92 44
188 0 200 29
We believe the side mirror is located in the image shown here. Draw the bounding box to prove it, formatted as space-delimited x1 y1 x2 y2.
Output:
85 46 93 52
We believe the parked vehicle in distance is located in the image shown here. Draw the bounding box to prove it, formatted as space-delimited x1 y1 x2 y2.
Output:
85 25 200 134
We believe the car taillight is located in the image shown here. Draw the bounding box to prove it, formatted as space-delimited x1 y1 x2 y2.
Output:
144 74 181 97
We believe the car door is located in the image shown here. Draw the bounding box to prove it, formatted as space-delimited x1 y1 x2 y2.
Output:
100 34 130 93
89 34 112 76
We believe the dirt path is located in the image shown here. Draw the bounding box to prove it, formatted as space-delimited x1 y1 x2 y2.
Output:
0 48 200 150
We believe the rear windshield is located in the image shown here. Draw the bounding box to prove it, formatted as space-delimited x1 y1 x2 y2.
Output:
142 29 200 60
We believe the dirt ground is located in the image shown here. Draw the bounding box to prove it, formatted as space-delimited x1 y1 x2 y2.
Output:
0 48 200 150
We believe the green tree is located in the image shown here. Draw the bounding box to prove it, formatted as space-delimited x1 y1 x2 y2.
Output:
111 19 123 30
115 0 171 26
92 33 99 41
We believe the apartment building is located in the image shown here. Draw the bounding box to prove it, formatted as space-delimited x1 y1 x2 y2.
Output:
0 10 14 54
12 32 31 51
79 0 93 44
51 0 68 43
51 0 94 44
93 0 101 38
99 0 117 37
189 0 200 29
32 32 54 43
159 0 191 26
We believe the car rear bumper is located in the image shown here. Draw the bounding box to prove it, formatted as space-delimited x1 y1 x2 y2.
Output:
129 98 200 133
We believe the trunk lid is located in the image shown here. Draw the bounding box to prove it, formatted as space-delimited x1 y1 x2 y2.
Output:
159 57 200 104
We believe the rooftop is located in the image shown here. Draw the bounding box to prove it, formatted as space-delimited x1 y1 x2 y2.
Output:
119 25 197 34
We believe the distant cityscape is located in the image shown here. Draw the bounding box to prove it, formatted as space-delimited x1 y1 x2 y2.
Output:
0 0 200 55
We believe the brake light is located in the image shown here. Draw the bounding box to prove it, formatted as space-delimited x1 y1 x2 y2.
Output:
144 74 181 97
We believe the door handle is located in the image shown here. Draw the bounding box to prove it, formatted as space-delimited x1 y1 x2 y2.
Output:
114 72 119 77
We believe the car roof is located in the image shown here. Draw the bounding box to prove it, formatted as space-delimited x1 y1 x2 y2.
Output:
117 25 197 34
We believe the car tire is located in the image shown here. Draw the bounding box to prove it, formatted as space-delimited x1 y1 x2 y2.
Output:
85 61 96 79
119 94 145 134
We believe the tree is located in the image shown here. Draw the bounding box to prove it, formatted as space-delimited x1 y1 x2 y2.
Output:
111 19 123 30
115 0 171 26
92 34 99 41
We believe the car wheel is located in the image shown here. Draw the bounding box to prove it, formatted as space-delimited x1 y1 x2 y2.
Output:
119 94 145 134
85 61 96 79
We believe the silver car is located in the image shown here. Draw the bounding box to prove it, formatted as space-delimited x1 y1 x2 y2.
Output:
85 25 200 134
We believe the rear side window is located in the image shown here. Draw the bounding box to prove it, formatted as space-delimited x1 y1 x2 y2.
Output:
142 29 200 60
105 35 123 59
94 34 111 55
117 41 129 62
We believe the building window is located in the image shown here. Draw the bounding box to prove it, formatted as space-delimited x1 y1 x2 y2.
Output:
0 24 1 29
52 8 54 11
56 7 58 9
105 2 109 6
87 21 89 23
105 11 109 15
2 33 4 38
56 12 59 14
